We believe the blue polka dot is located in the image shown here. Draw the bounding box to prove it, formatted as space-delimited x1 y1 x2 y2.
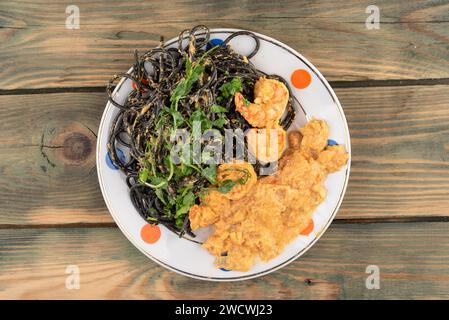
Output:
106 148 125 170
206 38 224 50
220 268 231 272
327 139 338 146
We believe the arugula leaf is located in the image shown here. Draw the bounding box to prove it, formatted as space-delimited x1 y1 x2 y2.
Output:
185 58 192 75
138 168 150 184
170 61 205 110
189 109 204 122
189 109 213 131
175 217 185 227
212 117 226 128
175 190 196 218
149 176 167 186
139 167 168 189
190 64 205 82
181 163 193 176
170 81 186 103
174 163 193 179
201 164 217 184
219 78 243 99
175 205 190 218
182 190 196 206
217 179 237 193
243 97 251 106
154 188 167 205
210 104 228 113
170 109 185 127
216 168 251 194
150 177 166 184
189 109 227 130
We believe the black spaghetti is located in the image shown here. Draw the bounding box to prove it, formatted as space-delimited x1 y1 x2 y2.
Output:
106 25 296 237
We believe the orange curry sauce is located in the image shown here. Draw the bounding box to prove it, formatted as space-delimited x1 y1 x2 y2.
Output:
189 119 348 271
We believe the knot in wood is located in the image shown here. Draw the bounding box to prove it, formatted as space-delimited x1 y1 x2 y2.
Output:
62 132 92 162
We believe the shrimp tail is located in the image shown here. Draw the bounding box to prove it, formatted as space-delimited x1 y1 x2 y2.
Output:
234 92 265 127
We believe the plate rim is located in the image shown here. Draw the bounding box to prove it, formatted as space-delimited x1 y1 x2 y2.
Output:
96 28 351 281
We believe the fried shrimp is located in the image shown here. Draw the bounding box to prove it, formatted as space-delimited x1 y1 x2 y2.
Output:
235 77 289 162
234 77 289 128
246 125 287 163
189 190 230 230
189 205 218 230
299 119 329 159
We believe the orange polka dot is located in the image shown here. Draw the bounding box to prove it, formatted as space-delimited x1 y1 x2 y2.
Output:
140 224 161 244
291 69 312 89
300 219 314 236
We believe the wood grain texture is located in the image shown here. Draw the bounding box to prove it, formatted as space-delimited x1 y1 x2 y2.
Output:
1 222 449 299
0 0 448 301
340 84 449 218
1 84 448 226
0 93 108 225
1 0 449 89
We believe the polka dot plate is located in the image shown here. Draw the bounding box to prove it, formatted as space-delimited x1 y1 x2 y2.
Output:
96 28 351 281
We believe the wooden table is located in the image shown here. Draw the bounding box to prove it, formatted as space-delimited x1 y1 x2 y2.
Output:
1 0 449 299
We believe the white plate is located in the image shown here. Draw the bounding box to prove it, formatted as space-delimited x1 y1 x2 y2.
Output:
96 28 351 281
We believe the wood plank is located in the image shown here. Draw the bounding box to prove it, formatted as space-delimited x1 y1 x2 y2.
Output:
1 222 448 299
0 84 448 225
340 84 449 218
0 93 107 225
1 0 449 89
